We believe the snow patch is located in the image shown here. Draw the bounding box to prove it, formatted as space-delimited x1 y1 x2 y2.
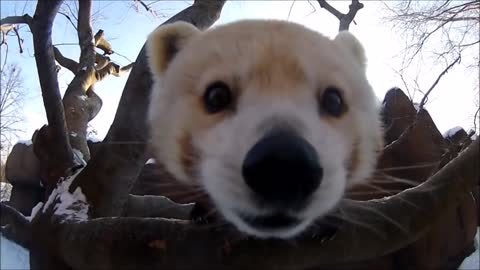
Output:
16 139 32 146
413 103 420 112
1 182 12 201
54 186 88 222
70 132 78 137
146 158 156 164
0 233 30 270
42 167 89 223
443 126 463 138
459 227 480 269
87 134 102 143
77 95 88 101
72 148 86 166
27 202 44 221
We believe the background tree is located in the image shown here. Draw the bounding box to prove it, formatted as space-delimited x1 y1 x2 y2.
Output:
382 0 479 133
0 63 25 156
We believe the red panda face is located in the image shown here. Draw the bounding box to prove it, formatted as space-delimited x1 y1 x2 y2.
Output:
147 20 383 239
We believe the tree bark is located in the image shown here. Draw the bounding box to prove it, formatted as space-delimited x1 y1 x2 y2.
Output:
70 0 227 218
53 139 479 269
30 0 76 191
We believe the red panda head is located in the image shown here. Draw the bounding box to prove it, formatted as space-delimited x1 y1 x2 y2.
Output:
146 20 383 239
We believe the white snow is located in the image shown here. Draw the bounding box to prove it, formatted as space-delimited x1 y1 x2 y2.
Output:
77 95 88 101
54 186 89 222
459 227 480 270
1 182 12 201
472 134 478 140
16 139 32 146
26 202 44 221
146 158 156 164
0 233 30 270
72 148 86 166
413 103 420 112
87 134 102 143
42 167 89 223
443 126 463 138
70 132 78 137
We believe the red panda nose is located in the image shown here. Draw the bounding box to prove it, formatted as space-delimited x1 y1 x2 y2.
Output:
242 130 323 206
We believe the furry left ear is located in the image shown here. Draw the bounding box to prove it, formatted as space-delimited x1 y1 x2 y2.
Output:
334 31 367 70
146 21 200 76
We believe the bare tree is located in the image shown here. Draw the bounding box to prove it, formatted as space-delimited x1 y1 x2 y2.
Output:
382 0 479 129
0 63 25 152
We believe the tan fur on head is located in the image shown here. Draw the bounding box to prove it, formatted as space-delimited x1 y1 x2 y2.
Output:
334 31 367 71
146 22 200 75
146 19 383 239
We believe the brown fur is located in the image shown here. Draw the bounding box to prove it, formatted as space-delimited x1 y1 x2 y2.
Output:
177 131 199 179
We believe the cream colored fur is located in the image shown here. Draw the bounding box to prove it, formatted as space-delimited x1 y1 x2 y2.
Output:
146 20 383 239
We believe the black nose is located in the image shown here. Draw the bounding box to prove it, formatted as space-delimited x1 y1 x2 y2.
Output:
242 131 323 206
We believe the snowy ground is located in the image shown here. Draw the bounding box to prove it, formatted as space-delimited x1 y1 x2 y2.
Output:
0 234 30 270
1 228 479 270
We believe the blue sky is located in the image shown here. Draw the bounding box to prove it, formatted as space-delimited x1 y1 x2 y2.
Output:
1 1 478 142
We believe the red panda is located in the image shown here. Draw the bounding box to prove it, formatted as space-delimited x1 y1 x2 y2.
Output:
146 20 383 239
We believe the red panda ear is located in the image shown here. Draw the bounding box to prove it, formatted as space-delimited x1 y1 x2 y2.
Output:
333 31 367 71
146 22 200 76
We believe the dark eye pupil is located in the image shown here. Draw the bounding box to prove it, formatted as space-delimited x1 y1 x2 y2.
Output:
203 81 232 114
321 87 343 117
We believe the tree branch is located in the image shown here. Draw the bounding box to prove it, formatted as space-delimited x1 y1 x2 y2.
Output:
70 0 227 218
77 0 95 68
51 139 479 269
419 54 462 109
124 195 194 219
0 202 31 249
53 46 79 74
0 14 33 26
317 0 364 31
30 0 75 188
95 62 134 80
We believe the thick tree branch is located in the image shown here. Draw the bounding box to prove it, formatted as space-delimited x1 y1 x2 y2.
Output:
77 0 95 68
0 202 31 249
30 0 75 187
71 0 227 218
125 195 194 219
317 0 364 31
53 46 79 74
0 14 33 26
62 0 97 162
52 139 479 269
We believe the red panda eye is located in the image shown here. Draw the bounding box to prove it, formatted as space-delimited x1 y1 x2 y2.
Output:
203 81 232 114
320 86 344 117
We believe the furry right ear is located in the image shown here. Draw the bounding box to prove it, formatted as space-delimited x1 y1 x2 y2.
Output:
333 31 367 71
146 22 200 76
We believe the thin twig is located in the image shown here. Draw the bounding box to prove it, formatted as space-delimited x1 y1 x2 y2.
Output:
419 54 461 109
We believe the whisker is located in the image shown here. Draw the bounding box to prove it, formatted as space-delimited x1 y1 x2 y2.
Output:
376 162 440 172
343 202 410 235
330 208 387 239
